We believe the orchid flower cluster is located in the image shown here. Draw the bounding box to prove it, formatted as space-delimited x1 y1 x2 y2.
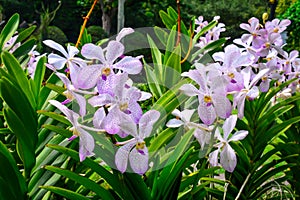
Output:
166 17 299 172
29 15 299 175
42 28 160 174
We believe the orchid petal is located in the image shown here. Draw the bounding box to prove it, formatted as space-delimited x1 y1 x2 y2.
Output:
222 115 237 140
129 147 149 175
229 130 248 142
88 94 115 107
73 93 87 116
116 28 134 41
209 149 219 167
106 41 124 63
180 84 199 96
49 100 79 122
78 127 95 162
47 53 66 70
117 110 138 137
139 110 160 138
81 43 105 63
93 107 106 129
198 100 216 125
43 40 68 58
166 119 184 128
114 56 143 74
115 141 135 173
220 144 237 172
77 64 101 89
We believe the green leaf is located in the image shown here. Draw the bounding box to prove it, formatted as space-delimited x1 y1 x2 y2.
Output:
0 141 27 200
13 38 36 59
33 56 46 103
42 124 72 138
144 61 163 99
164 45 181 88
165 25 177 60
0 13 19 51
167 7 178 21
37 110 71 126
3 108 36 178
46 144 126 198
159 10 177 29
1 51 36 108
40 186 90 200
193 20 218 43
15 25 37 44
0 77 37 134
44 165 115 200
154 26 168 47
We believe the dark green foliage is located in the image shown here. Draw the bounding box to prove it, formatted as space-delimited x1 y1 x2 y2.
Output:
86 25 108 43
279 0 300 51
47 26 68 45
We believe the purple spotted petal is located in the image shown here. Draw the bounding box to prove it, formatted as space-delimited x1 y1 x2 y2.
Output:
118 110 138 137
88 93 114 107
81 43 105 63
47 53 66 70
129 147 149 175
212 94 232 119
114 56 143 74
102 107 122 134
115 141 135 173
220 144 237 172
209 149 219 167
139 110 160 138
116 28 134 41
49 100 79 123
128 101 143 123
93 107 106 129
78 127 95 162
106 41 124 63
77 64 101 89
198 99 216 125
43 40 68 58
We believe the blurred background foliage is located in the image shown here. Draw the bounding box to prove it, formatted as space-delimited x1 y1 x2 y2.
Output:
0 0 299 49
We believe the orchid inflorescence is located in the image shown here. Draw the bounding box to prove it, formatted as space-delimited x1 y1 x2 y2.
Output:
23 15 298 174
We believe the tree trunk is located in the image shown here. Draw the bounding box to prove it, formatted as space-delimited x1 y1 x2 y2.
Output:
99 0 117 36
117 0 126 33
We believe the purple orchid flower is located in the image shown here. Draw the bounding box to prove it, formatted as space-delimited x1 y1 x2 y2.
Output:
180 64 232 125
49 100 104 162
233 67 269 119
212 44 253 92
88 73 151 135
114 110 160 175
209 115 248 172
166 109 213 150
54 72 90 116
77 28 142 90
43 40 86 87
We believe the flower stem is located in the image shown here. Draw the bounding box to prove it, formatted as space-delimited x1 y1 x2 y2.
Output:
75 0 99 48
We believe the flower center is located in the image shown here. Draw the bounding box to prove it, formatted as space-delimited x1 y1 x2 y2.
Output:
70 127 80 136
273 28 279 33
119 102 129 111
136 141 145 150
102 67 111 76
63 90 74 100
204 95 212 103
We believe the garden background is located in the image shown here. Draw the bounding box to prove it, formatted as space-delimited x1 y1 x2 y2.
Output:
0 0 299 199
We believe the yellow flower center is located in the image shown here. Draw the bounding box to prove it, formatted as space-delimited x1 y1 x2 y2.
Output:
119 102 128 111
102 67 111 76
204 95 212 103
63 90 74 100
228 72 235 79
136 141 145 150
